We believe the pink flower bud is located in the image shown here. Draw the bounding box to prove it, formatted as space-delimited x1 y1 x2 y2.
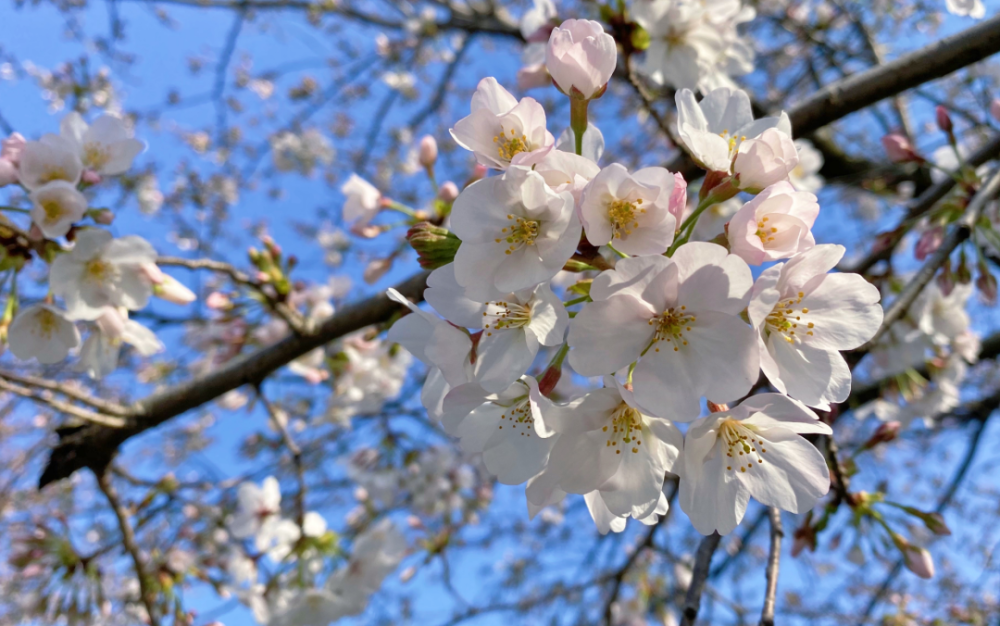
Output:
81 170 102 185
668 172 688 223
881 133 921 163
155 275 197 305
862 421 901 450
546 19 617 100
915 225 944 261
418 135 438 168
991 98 1000 123
936 266 956 296
470 163 488 183
140 263 166 285
935 106 953 134
438 181 459 202
92 209 115 225
205 291 232 310
363 257 393 284
902 544 935 579
976 267 997 304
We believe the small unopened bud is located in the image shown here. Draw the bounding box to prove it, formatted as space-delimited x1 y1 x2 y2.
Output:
469 163 488 184
353 224 383 239
81 170 102 185
399 565 417 583
976 265 997 304
407 222 462 269
418 135 438 168
937 259 956 296
438 181 459 203
935 106 953 134
881 133 922 163
957 250 973 284
363 257 393 284
915 225 944 261
205 291 232 310
155 274 197 305
140 262 166 285
791 522 816 557
860 420 900 451
900 542 935 580
922 512 951 536
91 209 115 225
706 401 729 413
536 364 562 397
991 98 1000 123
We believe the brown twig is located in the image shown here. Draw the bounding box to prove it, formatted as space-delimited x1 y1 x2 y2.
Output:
680 532 722 626
760 508 784 626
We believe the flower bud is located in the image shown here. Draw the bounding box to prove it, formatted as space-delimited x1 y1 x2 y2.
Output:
155 274 197 305
81 170 102 185
0 133 24 188
536 364 562 397
733 128 798 192
140 262 166 285
992 98 1000 123
468 163 488 184
976 265 997 304
91 208 115 225
418 135 438 168
914 225 944 261
407 222 462 269
881 133 922 163
545 19 617 100
438 181 459 203
205 291 232 310
860 420 900 451
935 106 953 134
363 257 393 285
901 543 935 580
936 263 956 296
791 522 816 557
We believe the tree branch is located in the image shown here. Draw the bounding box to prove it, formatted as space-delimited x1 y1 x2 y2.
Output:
680 532 722 626
760 508 783 626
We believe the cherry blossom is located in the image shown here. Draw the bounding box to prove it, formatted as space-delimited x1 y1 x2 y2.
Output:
748 244 883 409
7 303 81 364
60 112 144 176
450 78 555 170
584 489 670 535
49 229 159 321
946 0 985 18
732 128 799 192
678 393 832 535
0 132 25 187
789 139 825 192
568 243 758 421
545 19 617 99
579 163 678 255
17 134 84 190
76 307 163 379
341 174 382 227
450 167 578 300
532 149 601 202
727 181 819 265
675 87 791 175
28 180 88 239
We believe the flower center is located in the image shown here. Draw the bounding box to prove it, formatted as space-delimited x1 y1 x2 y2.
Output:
718 129 746 160
608 198 645 239
38 167 68 185
35 309 58 339
482 300 532 335
84 258 115 284
40 200 65 222
494 128 529 161
647 306 696 353
83 142 110 170
495 214 540 255
602 402 645 454
764 292 813 344
755 215 778 244
719 418 766 473
496 395 535 437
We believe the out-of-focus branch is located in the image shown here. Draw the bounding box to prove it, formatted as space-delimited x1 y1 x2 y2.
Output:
856 167 1000 353
680 532 722 626
0 370 129 416
0 376 126 428
38 271 429 488
760 507 783 626
96 469 161 626
256 387 305 529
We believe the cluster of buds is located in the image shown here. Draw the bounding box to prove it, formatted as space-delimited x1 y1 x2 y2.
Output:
406 222 461 270
249 236 295 297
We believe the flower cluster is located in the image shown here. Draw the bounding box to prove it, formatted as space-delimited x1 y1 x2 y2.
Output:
1 114 195 376
376 21 884 536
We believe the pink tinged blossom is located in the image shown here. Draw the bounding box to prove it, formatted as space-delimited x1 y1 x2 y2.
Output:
677 393 832 536
881 133 921 163
450 77 555 170
450 167 579 301
341 174 382 227
728 181 819 265
60 112 145 176
76 307 163 379
439 376 557 485
0 132 25 187
915 225 945 260
733 128 799 192
567 243 759 422
438 181 459 202
532 149 601 203
28 180 88 239
545 19 617 100
17 134 84 190
991 98 1000 123
530 377 683 524
748 244 883 410
424 264 568 393
675 88 792 175
363 258 394 284
900 542 935 579
579 163 677 255
418 135 438 168
668 172 688 224
517 62 551 91
8 304 81 364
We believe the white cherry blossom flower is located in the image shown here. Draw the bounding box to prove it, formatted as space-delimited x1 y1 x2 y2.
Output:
748 244 883 409
946 0 985 18
532 149 601 202
728 181 818 265
266 589 353 626
545 19 617 99
60 112 144 175
49 229 158 320
441 376 558 485
912 280 971 348
76 307 163 379
585 489 670 535
450 167 579 301
0 132 25 187
17 134 83 190
28 180 88 239
675 88 791 175
568 243 758 421
8 303 81 364
732 128 799 192
341 174 382 227
789 139 824 192
450 78 555 170
678 393 832 535
326 518 406 600
229 477 301 561
532 377 683 521
579 164 678 255
425 264 568 392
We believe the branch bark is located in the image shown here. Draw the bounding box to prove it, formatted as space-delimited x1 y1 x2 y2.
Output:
760 508 783 626
680 532 722 626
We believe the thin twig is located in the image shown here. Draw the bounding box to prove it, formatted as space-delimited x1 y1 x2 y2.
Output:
256 386 305 529
0 377 126 428
0 370 129 415
680 532 722 626
760 508 783 626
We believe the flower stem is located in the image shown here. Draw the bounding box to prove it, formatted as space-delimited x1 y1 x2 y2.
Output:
563 295 591 307
667 193 724 256
570 98 589 157
0 206 30 215
606 242 628 258
385 201 419 218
